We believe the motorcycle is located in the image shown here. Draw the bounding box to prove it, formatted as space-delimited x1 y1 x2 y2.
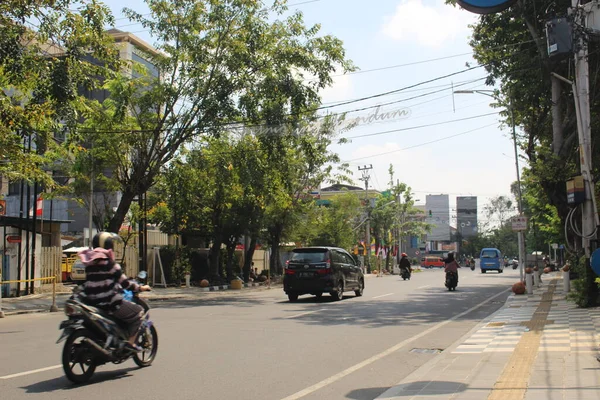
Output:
400 267 411 280
470 261 475 271
512 260 519 270
445 271 458 291
57 271 158 384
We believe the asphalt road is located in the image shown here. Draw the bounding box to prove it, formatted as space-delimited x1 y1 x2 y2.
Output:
0 267 521 400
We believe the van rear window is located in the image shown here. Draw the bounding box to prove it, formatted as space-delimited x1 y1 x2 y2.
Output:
291 250 327 263
481 250 498 258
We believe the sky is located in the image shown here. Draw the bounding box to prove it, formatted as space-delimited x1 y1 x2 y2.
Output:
100 0 523 225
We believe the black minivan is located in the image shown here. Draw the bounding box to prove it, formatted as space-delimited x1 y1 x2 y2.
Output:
283 247 365 302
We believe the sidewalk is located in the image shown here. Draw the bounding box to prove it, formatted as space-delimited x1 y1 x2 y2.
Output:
0 281 275 316
376 273 600 400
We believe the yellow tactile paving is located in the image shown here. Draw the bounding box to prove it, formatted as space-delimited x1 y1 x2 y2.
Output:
487 280 557 400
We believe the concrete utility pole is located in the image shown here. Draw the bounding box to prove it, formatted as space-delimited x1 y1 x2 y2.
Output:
359 165 373 273
571 1 599 303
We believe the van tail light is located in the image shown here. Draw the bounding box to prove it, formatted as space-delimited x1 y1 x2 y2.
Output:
325 259 331 268
317 268 332 275
285 268 296 275
285 260 290 267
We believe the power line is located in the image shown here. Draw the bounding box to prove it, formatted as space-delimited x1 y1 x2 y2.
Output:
342 122 497 163
344 112 499 140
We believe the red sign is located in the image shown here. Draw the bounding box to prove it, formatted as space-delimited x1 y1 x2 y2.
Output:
6 235 21 243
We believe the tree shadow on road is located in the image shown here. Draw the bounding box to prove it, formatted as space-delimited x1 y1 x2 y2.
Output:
271 283 512 329
20 367 137 393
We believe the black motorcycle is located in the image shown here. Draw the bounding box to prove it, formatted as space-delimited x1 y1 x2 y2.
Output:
445 271 458 291
400 267 411 280
57 271 158 384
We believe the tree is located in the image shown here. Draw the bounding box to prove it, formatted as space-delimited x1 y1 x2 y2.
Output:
309 191 362 250
484 195 515 230
72 0 354 234
1 0 118 186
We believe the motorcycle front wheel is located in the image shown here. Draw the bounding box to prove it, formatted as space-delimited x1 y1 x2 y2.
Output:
62 329 97 384
133 325 158 367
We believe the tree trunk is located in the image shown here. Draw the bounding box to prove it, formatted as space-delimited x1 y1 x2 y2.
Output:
269 226 283 275
551 75 563 155
208 236 222 278
107 188 137 233
225 238 237 282
243 237 257 282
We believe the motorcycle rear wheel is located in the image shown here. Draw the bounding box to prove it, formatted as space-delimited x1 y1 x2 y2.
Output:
62 329 97 384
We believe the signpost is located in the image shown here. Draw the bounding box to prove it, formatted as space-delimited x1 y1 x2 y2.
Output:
5 235 21 244
511 216 528 231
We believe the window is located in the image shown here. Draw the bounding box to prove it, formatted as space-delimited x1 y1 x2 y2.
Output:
481 250 498 258
291 250 327 263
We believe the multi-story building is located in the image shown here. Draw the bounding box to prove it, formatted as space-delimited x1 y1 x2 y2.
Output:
3 29 159 240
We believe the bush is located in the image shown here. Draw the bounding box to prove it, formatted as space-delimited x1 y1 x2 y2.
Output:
567 255 596 308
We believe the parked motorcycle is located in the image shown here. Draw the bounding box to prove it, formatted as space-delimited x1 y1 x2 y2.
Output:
445 271 458 291
57 271 158 384
400 267 411 280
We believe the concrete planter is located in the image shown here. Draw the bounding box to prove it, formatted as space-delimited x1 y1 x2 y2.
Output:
230 279 243 290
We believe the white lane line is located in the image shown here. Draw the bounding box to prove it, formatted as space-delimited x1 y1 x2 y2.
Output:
285 309 325 319
280 287 510 400
418 285 430 289
0 365 62 380
372 293 394 299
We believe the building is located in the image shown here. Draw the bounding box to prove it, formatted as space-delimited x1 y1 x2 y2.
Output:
2 29 160 238
426 194 451 241
456 196 478 238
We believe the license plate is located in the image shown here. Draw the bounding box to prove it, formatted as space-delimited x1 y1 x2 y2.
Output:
300 272 313 278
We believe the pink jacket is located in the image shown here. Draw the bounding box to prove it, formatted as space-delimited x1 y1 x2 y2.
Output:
444 260 459 273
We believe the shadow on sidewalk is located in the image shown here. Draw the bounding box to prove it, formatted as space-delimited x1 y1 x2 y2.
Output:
346 381 468 398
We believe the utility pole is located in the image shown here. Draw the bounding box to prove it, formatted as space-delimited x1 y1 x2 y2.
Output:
572 1 599 304
358 165 373 273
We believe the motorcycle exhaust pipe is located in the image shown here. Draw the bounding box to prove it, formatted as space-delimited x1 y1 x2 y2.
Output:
83 338 116 361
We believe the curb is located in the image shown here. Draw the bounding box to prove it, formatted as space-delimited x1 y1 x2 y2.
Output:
195 281 269 292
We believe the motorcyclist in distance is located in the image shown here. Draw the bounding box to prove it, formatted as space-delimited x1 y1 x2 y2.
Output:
444 252 461 282
399 253 411 275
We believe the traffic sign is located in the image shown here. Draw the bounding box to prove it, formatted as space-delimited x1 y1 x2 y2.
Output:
511 216 528 231
6 235 21 243
415 251 420 255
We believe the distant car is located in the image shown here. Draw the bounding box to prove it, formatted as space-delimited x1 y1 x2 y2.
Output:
283 246 364 302
70 260 86 283
480 248 504 273
421 256 445 269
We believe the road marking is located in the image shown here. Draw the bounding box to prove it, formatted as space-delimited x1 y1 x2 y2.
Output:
281 287 511 400
418 285 430 289
372 293 393 299
285 309 325 319
0 365 62 380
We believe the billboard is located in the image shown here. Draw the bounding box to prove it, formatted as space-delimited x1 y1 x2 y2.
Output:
457 196 478 238
426 194 450 241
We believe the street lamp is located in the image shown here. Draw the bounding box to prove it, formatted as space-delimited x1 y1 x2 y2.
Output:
454 89 526 281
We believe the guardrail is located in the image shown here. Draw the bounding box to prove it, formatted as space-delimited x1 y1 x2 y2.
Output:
0 276 59 318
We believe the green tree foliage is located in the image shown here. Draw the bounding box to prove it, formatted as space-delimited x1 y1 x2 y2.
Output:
1 0 118 185
309 191 362 250
71 0 354 234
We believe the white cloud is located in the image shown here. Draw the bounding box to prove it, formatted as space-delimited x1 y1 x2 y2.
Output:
320 73 353 104
381 0 477 48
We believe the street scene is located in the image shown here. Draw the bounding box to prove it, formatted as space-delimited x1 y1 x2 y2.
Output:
2 268 594 400
2 0 600 399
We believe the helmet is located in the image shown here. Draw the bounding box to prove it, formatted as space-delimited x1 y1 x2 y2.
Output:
92 232 121 250
401 253 407 257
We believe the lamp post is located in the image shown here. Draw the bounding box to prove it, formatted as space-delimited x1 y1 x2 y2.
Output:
454 89 526 282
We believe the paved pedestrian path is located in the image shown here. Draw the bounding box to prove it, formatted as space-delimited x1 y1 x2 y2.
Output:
376 273 600 400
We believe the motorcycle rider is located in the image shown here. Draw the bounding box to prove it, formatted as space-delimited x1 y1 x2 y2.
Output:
399 253 411 276
444 252 460 283
78 232 151 352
